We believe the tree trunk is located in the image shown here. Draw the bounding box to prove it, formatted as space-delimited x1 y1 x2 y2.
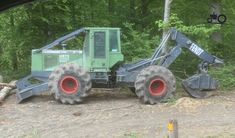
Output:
71 0 77 28
108 0 114 14
140 0 150 28
90 0 94 21
211 2 222 43
129 0 136 23
10 13 18 70
40 4 52 42
162 0 173 53
108 0 115 26
163 0 172 37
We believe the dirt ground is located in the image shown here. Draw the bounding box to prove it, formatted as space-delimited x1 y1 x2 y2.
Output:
1 89 235 138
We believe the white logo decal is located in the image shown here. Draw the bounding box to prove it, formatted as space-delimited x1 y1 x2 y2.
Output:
189 43 204 56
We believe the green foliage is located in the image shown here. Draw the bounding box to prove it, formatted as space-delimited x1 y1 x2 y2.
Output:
210 64 235 91
156 13 222 77
121 23 160 62
156 13 220 49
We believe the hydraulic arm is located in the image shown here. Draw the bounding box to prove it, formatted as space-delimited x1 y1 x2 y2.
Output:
118 28 223 98
159 29 223 98
158 29 223 67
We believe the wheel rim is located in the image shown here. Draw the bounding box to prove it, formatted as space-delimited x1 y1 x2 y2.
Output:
60 76 79 94
148 79 166 96
218 15 226 23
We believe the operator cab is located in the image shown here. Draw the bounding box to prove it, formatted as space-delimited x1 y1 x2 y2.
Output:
83 27 124 72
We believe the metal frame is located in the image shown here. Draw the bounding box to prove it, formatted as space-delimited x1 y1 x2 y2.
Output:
34 28 85 52
16 71 51 102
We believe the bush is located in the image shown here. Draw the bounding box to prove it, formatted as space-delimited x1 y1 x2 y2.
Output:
210 63 235 90
121 23 160 62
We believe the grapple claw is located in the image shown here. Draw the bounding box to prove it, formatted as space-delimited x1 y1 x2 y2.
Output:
182 73 218 98
182 82 212 98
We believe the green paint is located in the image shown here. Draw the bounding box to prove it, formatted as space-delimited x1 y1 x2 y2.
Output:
31 51 43 71
31 27 124 72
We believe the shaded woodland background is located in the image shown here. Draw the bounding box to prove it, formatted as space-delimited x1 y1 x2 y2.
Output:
0 0 234 89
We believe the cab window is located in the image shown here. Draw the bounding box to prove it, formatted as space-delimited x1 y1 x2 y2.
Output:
109 30 119 52
94 32 106 58
84 33 89 56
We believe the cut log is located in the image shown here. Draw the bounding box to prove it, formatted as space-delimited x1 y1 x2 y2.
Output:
0 82 16 88
0 81 17 102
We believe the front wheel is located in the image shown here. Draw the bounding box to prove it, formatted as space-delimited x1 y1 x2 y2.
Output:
48 63 91 104
135 65 176 104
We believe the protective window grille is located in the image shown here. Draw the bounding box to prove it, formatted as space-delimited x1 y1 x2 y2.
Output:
94 32 106 58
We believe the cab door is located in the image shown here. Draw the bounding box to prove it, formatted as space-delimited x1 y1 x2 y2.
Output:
90 30 109 71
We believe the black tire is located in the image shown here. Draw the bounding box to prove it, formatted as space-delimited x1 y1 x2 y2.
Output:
48 63 91 104
218 14 227 24
135 65 176 104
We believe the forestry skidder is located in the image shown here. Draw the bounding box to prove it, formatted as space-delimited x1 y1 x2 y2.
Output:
16 27 223 104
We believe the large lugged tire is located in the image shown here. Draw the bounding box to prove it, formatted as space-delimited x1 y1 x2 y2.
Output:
48 63 91 104
135 65 176 104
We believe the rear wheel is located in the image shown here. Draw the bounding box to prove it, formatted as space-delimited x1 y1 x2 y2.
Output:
135 65 176 104
48 63 91 104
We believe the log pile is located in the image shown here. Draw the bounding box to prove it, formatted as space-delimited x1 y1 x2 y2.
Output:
0 76 17 103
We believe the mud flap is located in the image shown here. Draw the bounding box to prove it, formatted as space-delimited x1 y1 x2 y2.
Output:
182 73 219 98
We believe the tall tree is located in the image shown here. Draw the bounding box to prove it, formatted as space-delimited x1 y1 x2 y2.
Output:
108 0 114 14
140 0 150 28
129 0 135 23
210 1 222 42
162 0 172 53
